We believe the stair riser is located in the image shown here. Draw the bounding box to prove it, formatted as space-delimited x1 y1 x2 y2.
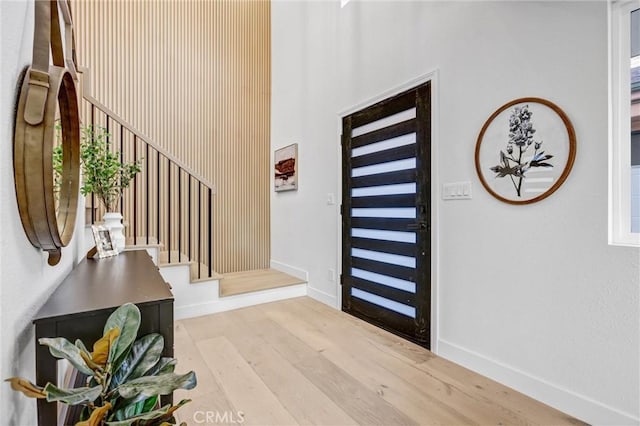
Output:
173 284 307 320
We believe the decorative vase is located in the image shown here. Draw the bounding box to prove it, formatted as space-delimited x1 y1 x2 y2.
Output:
103 212 126 253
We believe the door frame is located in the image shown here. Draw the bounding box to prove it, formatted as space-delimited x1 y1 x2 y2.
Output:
335 69 440 352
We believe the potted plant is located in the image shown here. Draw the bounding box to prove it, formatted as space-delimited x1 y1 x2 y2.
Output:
6 303 196 425
56 125 142 252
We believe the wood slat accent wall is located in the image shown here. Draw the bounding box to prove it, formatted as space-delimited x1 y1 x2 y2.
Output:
71 0 271 273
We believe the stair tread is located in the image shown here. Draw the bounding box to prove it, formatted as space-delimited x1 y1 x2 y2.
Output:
219 269 305 297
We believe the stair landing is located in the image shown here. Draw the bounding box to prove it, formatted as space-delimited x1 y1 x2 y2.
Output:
220 268 306 297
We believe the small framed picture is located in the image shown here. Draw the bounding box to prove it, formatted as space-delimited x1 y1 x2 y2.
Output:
91 225 118 258
274 143 298 192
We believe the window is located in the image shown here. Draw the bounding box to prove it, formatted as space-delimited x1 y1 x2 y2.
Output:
610 0 640 246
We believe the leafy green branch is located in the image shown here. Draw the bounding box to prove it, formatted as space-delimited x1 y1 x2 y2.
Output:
54 125 142 212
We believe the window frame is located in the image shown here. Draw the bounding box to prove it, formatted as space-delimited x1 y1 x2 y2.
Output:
609 0 640 246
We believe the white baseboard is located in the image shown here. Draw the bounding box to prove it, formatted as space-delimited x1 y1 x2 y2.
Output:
307 286 338 309
174 283 307 320
270 259 309 281
437 339 639 426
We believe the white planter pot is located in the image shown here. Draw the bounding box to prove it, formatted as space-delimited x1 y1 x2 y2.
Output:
103 212 126 253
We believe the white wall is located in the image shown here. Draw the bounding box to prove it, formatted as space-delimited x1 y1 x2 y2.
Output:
0 1 84 424
271 1 640 424
633 166 640 232
271 0 341 306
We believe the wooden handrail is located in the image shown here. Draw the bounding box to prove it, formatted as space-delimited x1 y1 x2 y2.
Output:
83 93 216 191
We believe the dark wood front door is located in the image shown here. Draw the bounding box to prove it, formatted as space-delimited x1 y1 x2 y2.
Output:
341 82 431 348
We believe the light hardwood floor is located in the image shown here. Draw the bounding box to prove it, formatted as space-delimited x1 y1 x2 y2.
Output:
173 297 584 425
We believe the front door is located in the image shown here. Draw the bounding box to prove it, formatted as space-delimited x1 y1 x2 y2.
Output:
341 82 431 348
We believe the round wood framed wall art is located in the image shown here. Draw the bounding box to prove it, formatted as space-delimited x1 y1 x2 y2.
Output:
474 97 576 205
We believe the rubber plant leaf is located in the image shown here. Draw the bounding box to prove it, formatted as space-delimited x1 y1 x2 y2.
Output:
75 340 99 371
144 398 191 424
113 395 158 421
38 337 94 376
92 327 120 368
140 395 160 415
104 399 191 425
4 377 47 399
147 357 177 376
116 371 197 399
104 303 141 369
109 333 164 390
43 383 102 405
75 339 90 354
75 402 112 426
79 350 102 372
111 389 154 418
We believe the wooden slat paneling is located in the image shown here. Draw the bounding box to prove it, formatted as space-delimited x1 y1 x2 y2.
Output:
72 0 271 273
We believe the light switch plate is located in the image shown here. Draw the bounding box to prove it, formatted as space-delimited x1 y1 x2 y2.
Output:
442 181 472 200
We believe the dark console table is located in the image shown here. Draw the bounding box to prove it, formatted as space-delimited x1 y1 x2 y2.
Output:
33 250 174 425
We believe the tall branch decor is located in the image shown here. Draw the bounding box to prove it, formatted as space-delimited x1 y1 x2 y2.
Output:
475 98 576 205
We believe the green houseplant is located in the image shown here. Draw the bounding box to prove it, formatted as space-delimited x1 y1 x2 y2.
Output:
6 303 196 425
55 124 142 251
78 125 141 213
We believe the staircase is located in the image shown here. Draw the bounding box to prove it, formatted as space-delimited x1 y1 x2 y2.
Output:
150 245 306 320
81 226 306 319
82 93 217 280
78 73 307 319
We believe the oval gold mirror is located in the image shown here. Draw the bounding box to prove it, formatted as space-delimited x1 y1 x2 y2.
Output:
14 66 80 265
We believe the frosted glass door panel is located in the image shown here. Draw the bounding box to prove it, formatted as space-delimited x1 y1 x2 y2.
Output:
351 288 416 318
351 108 416 138
352 158 416 178
351 228 416 243
351 208 416 218
352 248 416 268
351 268 416 293
352 133 416 157
352 183 416 197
